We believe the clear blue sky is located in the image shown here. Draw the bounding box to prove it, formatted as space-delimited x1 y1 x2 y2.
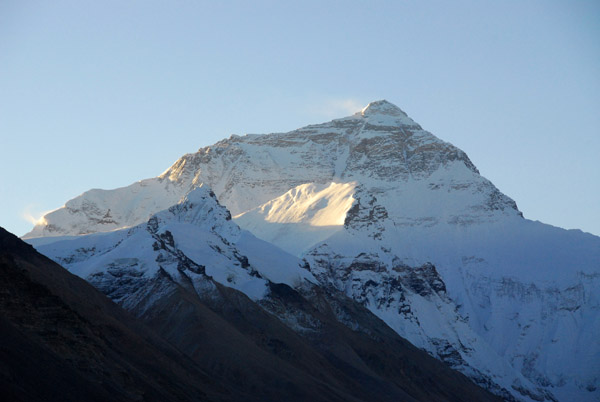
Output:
1 0 599 237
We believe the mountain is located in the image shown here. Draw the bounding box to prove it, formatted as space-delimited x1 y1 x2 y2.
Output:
28 187 501 402
25 100 511 239
26 100 600 401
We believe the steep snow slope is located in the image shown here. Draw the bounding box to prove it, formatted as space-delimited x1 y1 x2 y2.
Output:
26 100 600 401
303 206 600 402
26 179 184 237
234 182 356 255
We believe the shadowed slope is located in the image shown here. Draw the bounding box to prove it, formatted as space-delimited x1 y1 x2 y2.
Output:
0 226 229 402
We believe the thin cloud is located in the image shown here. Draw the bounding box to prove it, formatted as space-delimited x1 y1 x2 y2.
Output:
307 98 365 119
21 204 50 227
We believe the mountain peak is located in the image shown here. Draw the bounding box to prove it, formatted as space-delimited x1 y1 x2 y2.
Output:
360 100 407 117
151 184 237 236
179 185 215 206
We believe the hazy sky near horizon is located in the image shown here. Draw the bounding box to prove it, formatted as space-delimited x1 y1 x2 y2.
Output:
1 0 599 237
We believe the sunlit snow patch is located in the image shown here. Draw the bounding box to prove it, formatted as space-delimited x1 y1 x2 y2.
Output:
234 182 356 256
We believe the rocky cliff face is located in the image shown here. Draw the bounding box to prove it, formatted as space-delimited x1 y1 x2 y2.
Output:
25 100 600 401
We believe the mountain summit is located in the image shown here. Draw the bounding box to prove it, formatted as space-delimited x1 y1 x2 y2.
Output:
360 99 408 116
25 101 600 401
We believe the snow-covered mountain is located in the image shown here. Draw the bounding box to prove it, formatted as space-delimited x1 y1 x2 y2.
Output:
26 100 600 401
25 100 515 239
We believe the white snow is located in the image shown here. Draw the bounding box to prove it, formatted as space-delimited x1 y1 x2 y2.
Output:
234 182 356 256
